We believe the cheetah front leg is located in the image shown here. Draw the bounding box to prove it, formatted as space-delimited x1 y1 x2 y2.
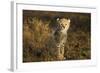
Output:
56 42 65 60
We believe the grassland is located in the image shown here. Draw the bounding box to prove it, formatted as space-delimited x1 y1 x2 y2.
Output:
23 10 91 62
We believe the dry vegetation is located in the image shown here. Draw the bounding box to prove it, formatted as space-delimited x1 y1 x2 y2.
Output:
23 10 91 62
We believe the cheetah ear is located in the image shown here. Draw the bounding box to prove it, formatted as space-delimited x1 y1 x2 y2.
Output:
57 18 60 21
68 19 70 23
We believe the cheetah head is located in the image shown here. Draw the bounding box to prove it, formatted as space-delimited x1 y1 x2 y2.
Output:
57 18 71 31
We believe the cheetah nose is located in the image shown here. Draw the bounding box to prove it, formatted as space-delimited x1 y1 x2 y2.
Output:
61 24 65 28
62 25 65 28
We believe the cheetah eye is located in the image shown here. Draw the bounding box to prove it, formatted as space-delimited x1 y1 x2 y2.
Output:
60 24 63 27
